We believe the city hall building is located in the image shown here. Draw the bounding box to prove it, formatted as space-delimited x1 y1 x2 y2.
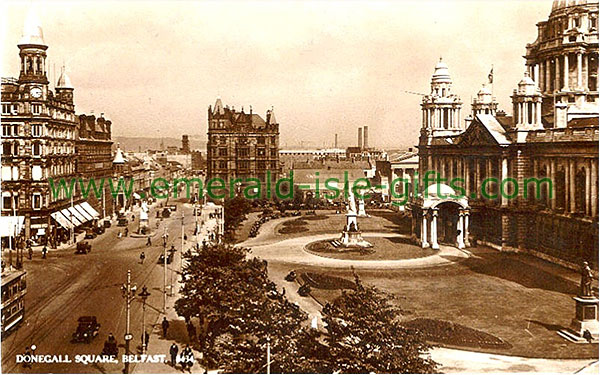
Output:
411 0 598 269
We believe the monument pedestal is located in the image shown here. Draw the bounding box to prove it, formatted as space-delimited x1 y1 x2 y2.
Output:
558 296 599 343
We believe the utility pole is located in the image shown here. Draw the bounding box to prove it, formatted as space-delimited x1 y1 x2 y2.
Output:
121 270 136 374
180 211 184 275
266 336 271 375
138 286 151 354
163 227 167 312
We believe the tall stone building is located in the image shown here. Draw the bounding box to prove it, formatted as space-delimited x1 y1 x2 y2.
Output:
412 0 598 269
206 98 280 193
1 11 110 247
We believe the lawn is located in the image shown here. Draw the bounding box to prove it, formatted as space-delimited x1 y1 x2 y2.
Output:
305 236 436 261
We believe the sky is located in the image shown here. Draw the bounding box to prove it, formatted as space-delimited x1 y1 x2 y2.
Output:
1 1 550 149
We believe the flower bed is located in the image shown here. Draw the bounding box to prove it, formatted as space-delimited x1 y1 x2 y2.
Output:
303 215 329 221
299 272 357 290
400 318 512 349
282 219 309 226
278 226 309 234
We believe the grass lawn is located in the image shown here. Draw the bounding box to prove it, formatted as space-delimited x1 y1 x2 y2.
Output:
305 236 436 261
261 209 598 359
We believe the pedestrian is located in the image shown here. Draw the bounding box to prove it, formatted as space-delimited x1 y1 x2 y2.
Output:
124 227 128 236
142 330 150 349
181 344 194 373
146 236 152 246
187 322 197 342
140 252 146 264
22 347 32 368
27 247 32 260
132 214 135 221
118 231 122 239
169 343 179 367
162 317 170 338
41 246 47 259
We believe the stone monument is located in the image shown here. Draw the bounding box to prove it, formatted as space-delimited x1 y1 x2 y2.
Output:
335 192 372 249
558 261 598 343
357 198 369 217
138 201 150 234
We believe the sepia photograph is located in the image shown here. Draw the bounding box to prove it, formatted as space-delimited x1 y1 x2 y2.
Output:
0 0 598 374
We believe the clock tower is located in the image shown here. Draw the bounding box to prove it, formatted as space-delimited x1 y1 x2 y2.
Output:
17 8 49 99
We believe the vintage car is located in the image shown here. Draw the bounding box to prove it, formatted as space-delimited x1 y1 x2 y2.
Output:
72 316 100 343
117 217 128 227
166 204 177 212
161 208 171 218
94 226 106 235
75 241 92 254
158 253 173 264
84 230 97 239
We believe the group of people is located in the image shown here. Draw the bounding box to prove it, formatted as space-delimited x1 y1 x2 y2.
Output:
169 343 195 372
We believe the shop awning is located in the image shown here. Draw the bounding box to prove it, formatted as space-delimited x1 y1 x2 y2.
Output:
51 211 74 230
73 205 94 222
60 208 83 226
80 202 100 218
67 206 88 224
0 216 25 237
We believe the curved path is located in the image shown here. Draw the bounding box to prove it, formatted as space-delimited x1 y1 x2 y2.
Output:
247 232 471 269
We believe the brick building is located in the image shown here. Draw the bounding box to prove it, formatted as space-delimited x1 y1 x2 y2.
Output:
206 98 280 193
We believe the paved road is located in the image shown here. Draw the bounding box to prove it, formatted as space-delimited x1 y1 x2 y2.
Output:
1 202 195 374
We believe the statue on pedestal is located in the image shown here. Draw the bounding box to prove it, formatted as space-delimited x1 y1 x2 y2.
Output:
581 261 594 298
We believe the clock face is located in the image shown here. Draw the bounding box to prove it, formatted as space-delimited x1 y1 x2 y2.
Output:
30 87 42 99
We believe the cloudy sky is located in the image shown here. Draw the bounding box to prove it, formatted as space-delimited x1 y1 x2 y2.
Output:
1 1 550 149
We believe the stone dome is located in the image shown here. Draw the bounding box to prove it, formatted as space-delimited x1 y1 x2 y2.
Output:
56 70 73 89
431 58 452 83
19 8 45 46
552 0 597 11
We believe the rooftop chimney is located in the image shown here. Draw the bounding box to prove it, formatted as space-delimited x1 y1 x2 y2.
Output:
335 133 338 148
363 126 369 149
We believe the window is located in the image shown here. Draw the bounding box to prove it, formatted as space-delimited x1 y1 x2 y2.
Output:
257 137 265 145
1 103 10 115
32 104 42 115
2 125 11 136
2 193 12 209
239 161 250 170
218 161 227 169
218 148 227 156
13 143 18 156
12 124 19 136
270 149 277 157
2 142 11 155
238 147 249 157
32 165 42 181
257 148 265 157
32 142 41 156
32 124 42 137
32 193 42 210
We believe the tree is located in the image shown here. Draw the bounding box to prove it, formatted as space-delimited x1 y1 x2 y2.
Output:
320 273 438 373
223 195 252 241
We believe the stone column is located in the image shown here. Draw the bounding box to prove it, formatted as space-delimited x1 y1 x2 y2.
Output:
476 158 481 199
569 159 576 213
457 210 465 249
577 51 583 89
464 210 470 247
565 160 570 213
431 208 439 250
555 56 561 92
592 160 598 218
421 209 429 248
563 53 570 91
545 59 551 93
465 158 471 197
585 159 591 216
536 101 542 126
501 156 508 207
550 158 556 210
534 64 540 87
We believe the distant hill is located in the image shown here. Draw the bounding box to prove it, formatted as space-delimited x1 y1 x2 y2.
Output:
113 136 207 152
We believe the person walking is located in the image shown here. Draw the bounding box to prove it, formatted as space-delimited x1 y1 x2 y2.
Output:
169 343 179 367
22 347 32 369
41 246 47 259
146 236 152 246
140 252 146 264
27 247 33 260
161 317 170 338
124 227 128 237
181 344 194 373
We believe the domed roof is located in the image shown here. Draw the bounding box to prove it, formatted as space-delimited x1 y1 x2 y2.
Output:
478 85 492 96
425 183 456 198
431 57 452 83
518 72 535 87
552 0 597 11
113 145 126 164
56 68 73 89
18 8 45 46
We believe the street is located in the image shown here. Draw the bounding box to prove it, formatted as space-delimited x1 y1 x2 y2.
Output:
1 201 195 374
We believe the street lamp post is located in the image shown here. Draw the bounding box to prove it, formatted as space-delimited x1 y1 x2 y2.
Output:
138 285 151 354
163 227 167 312
121 270 137 374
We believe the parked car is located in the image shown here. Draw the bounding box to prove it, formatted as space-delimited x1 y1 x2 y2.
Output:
72 316 100 343
103 220 111 228
75 241 92 254
117 218 128 227
94 226 106 235
84 230 97 239
158 253 173 264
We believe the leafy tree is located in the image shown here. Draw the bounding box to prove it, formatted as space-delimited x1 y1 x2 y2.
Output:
320 273 437 373
223 195 252 241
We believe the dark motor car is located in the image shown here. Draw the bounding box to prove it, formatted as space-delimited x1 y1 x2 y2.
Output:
85 230 97 239
72 316 100 343
75 241 92 254
158 253 173 264
117 218 128 227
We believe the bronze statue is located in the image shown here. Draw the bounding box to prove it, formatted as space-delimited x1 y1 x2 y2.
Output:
580 261 594 298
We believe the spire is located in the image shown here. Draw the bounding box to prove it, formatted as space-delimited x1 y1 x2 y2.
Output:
56 65 73 89
267 107 277 125
19 7 45 46
213 97 224 115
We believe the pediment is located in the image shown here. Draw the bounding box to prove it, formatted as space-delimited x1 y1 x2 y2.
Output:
456 121 500 147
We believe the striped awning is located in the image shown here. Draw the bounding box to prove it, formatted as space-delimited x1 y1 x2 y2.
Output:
73 205 94 222
80 202 100 218
60 208 83 226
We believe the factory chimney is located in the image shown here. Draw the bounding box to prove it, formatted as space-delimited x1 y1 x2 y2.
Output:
335 133 338 148
363 126 369 149
357 128 363 149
